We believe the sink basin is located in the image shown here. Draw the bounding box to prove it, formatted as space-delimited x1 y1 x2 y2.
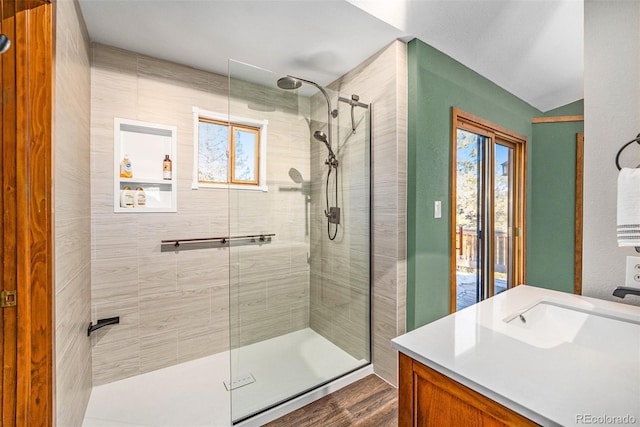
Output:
505 300 640 349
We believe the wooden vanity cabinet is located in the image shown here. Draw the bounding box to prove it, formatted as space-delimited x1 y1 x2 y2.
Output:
398 353 538 427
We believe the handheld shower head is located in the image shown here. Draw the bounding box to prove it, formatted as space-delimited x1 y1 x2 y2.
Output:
313 130 328 144
314 130 337 163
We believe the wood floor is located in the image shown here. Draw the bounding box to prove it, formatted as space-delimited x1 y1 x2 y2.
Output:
264 374 398 427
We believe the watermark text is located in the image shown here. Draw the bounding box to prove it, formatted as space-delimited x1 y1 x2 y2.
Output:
576 414 637 425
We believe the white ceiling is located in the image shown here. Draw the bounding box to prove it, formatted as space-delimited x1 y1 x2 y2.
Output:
78 0 583 112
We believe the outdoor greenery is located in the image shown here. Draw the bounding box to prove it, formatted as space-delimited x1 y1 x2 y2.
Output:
455 129 510 232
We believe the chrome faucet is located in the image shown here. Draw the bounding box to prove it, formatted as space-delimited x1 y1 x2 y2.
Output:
612 286 640 298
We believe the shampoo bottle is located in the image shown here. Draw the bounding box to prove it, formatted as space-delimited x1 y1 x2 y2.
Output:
120 186 134 208
120 154 133 178
163 154 172 180
134 186 146 207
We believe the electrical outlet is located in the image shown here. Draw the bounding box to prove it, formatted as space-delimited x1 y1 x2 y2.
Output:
625 256 640 287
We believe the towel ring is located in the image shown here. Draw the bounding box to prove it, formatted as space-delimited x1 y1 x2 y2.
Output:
615 133 640 170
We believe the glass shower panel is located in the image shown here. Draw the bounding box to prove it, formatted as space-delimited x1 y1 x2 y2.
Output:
228 60 370 423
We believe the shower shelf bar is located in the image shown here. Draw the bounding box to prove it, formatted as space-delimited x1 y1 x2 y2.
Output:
338 96 368 109
160 233 275 252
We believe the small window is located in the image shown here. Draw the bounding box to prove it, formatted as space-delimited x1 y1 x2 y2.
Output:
192 107 268 191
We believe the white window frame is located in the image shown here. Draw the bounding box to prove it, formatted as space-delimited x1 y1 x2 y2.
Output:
192 106 268 191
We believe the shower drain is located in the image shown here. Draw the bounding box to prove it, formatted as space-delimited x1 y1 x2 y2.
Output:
224 373 256 391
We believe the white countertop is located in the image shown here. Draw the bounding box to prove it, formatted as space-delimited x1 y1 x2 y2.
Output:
391 285 640 426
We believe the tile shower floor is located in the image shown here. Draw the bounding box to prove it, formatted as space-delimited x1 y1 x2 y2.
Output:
83 328 366 426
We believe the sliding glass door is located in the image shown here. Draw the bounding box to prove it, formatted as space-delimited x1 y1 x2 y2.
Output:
493 142 515 297
454 128 485 311
452 108 525 312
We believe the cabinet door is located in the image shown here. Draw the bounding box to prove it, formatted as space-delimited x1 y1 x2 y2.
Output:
399 353 537 427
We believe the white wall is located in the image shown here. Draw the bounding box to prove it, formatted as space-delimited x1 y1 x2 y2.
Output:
583 0 640 305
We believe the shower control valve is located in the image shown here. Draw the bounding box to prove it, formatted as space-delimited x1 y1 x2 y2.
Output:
325 156 339 168
326 207 341 225
324 206 340 224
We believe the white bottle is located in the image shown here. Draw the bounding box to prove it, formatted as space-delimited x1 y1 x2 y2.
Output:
134 187 146 207
120 186 134 208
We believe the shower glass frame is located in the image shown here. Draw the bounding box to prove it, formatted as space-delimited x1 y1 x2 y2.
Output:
227 60 372 424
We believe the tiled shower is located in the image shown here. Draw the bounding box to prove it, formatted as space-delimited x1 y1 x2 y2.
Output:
54 4 407 420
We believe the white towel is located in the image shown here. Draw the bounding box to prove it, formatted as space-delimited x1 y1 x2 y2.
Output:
617 168 640 247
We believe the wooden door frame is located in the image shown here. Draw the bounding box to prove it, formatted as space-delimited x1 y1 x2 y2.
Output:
575 132 584 295
529 116 584 295
450 107 527 313
1 0 54 425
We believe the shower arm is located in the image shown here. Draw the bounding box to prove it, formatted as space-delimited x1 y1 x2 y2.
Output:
294 77 336 148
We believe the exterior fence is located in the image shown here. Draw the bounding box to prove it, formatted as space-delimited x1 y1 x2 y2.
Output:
455 227 509 274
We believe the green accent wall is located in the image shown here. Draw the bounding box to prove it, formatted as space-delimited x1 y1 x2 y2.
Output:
407 39 541 330
407 39 585 331
528 103 584 292
543 99 584 117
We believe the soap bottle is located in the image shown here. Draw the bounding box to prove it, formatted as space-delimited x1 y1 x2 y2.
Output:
120 186 134 208
120 154 133 178
163 154 172 180
134 186 146 207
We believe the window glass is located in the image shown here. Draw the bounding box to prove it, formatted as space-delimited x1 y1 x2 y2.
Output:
198 120 260 185
198 120 228 183
233 129 257 183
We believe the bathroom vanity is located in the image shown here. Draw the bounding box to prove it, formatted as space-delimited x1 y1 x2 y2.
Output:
392 285 640 426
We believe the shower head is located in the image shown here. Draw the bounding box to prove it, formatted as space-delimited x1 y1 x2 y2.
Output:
277 76 302 90
276 75 336 118
0 34 11 54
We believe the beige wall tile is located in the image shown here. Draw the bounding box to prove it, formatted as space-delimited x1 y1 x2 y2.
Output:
309 305 333 340
139 288 211 336
316 40 407 385
177 249 228 291
92 257 139 301
210 283 230 324
93 296 139 346
92 337 140 385
267 271 309 310
55 264 91 416
178 324 229 362
56 265 92 382
56 217 91 289
140 330 179 374
139 253 178 296
291 306 310 331
238 306 299 346
92 216 139 260
89 41 407 388
331 305 368 361
55 1 93 423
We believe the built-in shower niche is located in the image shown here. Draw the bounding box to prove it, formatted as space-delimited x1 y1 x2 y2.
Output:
227 59 371 422
113 118 177 212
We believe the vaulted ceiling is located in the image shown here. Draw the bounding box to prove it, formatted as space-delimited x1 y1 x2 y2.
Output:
78 0 583 112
